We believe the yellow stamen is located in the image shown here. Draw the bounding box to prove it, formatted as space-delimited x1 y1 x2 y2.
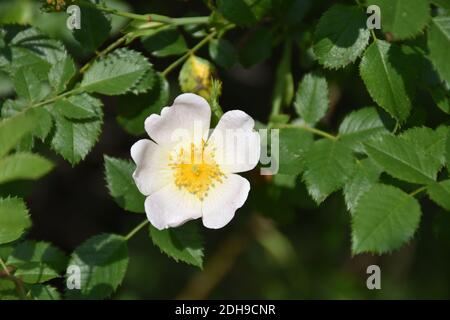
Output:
169 140 224 201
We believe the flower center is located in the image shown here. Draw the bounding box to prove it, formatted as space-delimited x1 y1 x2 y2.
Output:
169 140 225 201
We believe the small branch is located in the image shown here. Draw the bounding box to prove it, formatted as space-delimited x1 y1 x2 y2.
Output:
78 4 210 76
171 16 211 26
0 257 28 300
25 32 127 110
392 121 400 134
124 219 150 241
79 34 128 74
278 123 338 140
96 5 154 22
210 78 224 120
33 88 80 108
409 186 427 197
95 5 209 26
270 39 293 117
161 31 217 77
0 257 10 276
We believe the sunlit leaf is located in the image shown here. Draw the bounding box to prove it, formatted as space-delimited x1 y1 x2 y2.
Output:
360 41 418 121
0 152 53 185
294 73 329 126
313 4 370 69
81 48 153 95
352 184 421 254
367 0 430 40
303 139 355 203
0 197 31 245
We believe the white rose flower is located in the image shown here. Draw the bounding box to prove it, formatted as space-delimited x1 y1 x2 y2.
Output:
131 93 260 230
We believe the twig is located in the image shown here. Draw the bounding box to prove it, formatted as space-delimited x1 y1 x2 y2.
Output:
124 220 150 241
162 31 217 77
0 257 28 300
278 123 338 140
79 34 128 74
95 5 209 26
409 186 427 197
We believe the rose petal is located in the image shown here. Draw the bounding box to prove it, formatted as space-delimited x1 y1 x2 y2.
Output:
145 93 211 146
131 139 172 196
202 174 250 229
145 184 202 230
206 110 260 173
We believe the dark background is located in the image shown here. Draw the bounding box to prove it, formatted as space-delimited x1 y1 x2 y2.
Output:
0 0 449 299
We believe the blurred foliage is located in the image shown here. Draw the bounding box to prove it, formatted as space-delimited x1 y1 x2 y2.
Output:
0 0 449 300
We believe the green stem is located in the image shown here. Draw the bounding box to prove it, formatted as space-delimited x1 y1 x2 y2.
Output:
278 124 338 140
23 33 126 111
210 79 224 119
31 88 80 109
124 220 150 241
0 257 28 300
171 16 211 26
95 5 163 22
161 31 217 77
80 34 128 74
392 121 401 134
29 31 128 110
0 257 9 275
270 39 293 118
95 5 209 26
4 86 81 119
409 186 427 197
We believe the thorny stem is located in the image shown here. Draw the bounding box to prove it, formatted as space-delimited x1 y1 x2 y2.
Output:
124 220 150 241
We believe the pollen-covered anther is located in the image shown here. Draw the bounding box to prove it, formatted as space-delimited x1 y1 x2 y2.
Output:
169 140 225 200
131 93 259 230
43 0 74 12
